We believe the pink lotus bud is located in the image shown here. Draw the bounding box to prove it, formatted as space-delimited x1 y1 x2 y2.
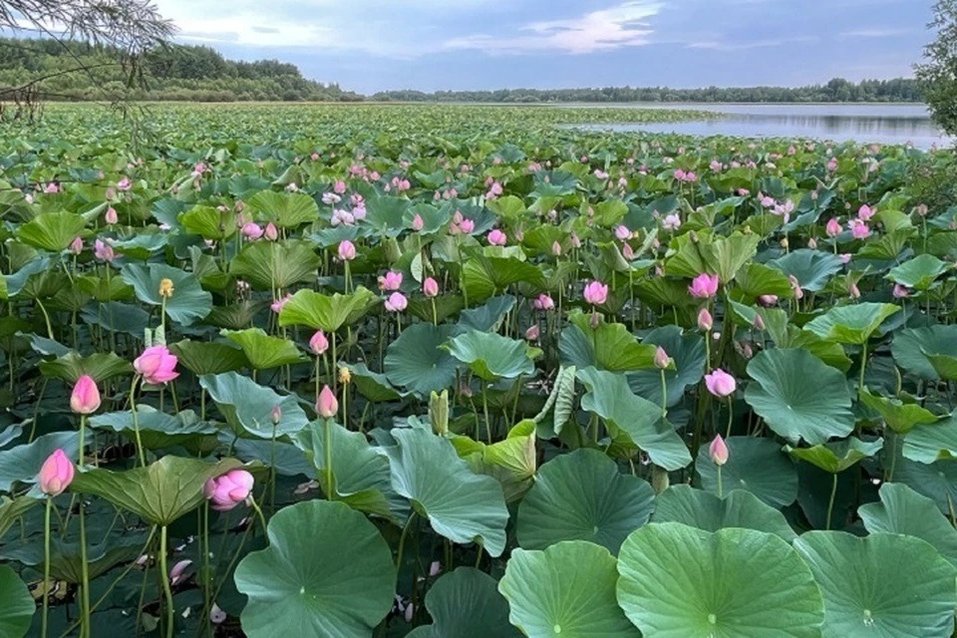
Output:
94 239 114 262
384 292 408 312
825 218 842 238
704 369 736 398
333 180 347 194
551 241 562 256
525 324 540 341
758 295 778 307
117 177 132 192
892 284 910 299
753 314 765 330
423 277 439 298
459 218 475 234
533 293 555 311
104 207 118 225
857 204 874 221
69 236 83 255
316 385 338 418
169 560 192 585
848 281 861 299
654 346 672 370
378 271 403 291
411 214 424 231
338 240 356 261
38 449 75 496
70 374 101 415
241 222 264 240
615 225 631 241
697 308 713 331
204 469 254 512
264 223 279 241
583 281 609 306
133 345 180 385
788 275 804 300
570 233 581 249
688 273 720 299
487 229 507 246
709 434 729 466
309 330 329 355
271 405 282 425
807 237 818 250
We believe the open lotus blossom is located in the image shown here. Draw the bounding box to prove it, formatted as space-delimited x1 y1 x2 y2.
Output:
892 284 910 299
848 218 871 240
309 330 329 355
241 222 263 239
487 229 507 246
758 295 778 307
134 345 179 385
94 238 114 262
316 385 338 418
688 273 720 299
709 434 729 466
583 281 609 305
378 271 403 291
204 469 254 512
337 240 356 261
38 449 75 497
704 369 736 398
384 292 408 312
857 204 875 221
697 308 713 331
422 277 439 298
661 213 681 231
70 375 101 415
533 293 555 311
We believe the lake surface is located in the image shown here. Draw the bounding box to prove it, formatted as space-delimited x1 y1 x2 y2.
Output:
570 103 952 149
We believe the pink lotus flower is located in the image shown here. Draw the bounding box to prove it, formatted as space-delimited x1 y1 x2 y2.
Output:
309 330 329 355
264 223 279 241
423 277 439 298
688 273 720 299
709 434 729 466
333 180 347 194
242 222 264 240
316 385 338 418
204 469 254 512
385 292 408 312
70 375 101 415
827 157 838 172
458 218 475 234
411 214 424 231
848 219 871 240
69 236 83 255
378 271 403 291
654 346 672 370
533 293 555 311
615 225 631 241
38 449 75 496
44 182 60 194
857 204 875 221
271 293 292 314
169 560 193 585
583 281 609 306
697 308 713 331
892 284 910 299
94 239 114 262
338 240 356 261
322 192 341 205
704 369 736 398
551 241 562 256
487 229 507 246
117 177 132 192
662 214 681 231
133 345 179 385
525 324 540 341
104 207 118 225
758 295 778 307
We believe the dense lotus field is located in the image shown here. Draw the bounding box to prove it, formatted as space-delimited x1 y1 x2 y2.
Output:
2 102 957 637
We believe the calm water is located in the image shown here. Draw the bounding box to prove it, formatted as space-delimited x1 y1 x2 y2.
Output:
571 103 952 149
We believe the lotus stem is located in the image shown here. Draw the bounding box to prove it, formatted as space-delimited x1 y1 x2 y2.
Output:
42 496 52 638
159 525 175 638
825 473 839 531
324 418 335 501
129 376 146 467
716 466 724 499
78 497 91 638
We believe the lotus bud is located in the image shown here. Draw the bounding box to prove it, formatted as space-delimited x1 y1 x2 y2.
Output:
69 236 83 255
651 465 669 494
697 308 713 332
654 346 672 370
70 374 101 415
104 207 118 225
264 222 279 241
317 385 338 418
525 324 540 341
309 330 329 355
337 240 356 261
429 390 449 436
204 469 254 512
709 434 729 466
411 214 424 231
551 241 562 257
38 449 75 497
422 277 439 298
271 405 282 425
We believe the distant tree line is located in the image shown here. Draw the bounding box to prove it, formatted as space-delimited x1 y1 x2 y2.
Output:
371 78 922 103
0 37 360 102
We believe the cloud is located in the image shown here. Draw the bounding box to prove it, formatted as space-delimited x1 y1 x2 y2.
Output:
687 35 819 51
444 1 663 54
841 27 914 38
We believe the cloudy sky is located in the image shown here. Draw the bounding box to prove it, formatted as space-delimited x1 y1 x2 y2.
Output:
153 0 931 94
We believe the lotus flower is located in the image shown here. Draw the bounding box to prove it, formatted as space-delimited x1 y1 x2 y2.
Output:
204 469 254 512
104 207 118 225
422 277 439 298
70 375 101 415
709 434 729 466
654 346 672 370
316 385 338 418
697 308 713 331
241 222 264 240
338 240 357 261
378 271 403 291
533 293 555 311
487 229 507 246
309 330 329 355
264 223 279 241
133 345 179 385
38 449 75 496
94 239 114 262
825 218 842 237
704 369 736 398
69 236 83 255
583 281 608 305
688 273 720 299
385 292 408 312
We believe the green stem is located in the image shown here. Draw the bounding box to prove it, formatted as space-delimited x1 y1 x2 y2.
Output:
202 505 211 638
725 398 734 439
159 525 175 638
78 499 91 638
129 376 146 467
395 513 415 570
42 497 52 638
717 466 724 499
859 341 868 392
826 473 839 531
659 369 668 419
248 498 269 534
324 418 335 501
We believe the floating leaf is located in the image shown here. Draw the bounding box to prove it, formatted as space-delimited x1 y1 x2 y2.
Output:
384 324 458 396
17 212 87 252
787 437 884 474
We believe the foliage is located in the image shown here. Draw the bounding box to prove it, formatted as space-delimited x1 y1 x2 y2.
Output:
916 0 957 136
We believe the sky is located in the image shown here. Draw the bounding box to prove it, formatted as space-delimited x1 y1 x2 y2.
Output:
152 0 932 94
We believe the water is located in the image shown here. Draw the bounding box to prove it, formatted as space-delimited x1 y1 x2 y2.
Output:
570 103 952 149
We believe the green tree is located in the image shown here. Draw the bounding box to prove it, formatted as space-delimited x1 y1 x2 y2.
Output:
916 0 957 136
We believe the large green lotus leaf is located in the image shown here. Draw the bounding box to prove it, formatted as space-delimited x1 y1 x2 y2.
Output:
70 456 241 526
0 496 37 540
627 325 705 407
234 500 395 638
169 339 249 375
363 195 410 236
859 483 957 566
902 412 957 463
37 351 132 383
499 541 639 638
768 249 844 292
246 190 319 227
444 329 538 381
561 312 657 372
121 263 212 325
0 431 80 492
617 523 823 637
5 530 145 583
346 362 405 402
278 287 378 331
17 212 87 252
892 325 957 381
787 437 884 474
293 419 406 522
896 457 957 515
695 436 798 507
804 302 900 345
0 564 34 638
179 205 237 240
577 367 691 470
516 449 654 554
89 405 217 450
461 255 545 302
666 231 760 283
230 240 320 290
652 485 796 541
926 352 957 381
795 531 957 638
200 372 308 438
886 254 950 290
858 387 940 434
386 427 509 557
384 323 459 396
222 328 306 370
452 432 536 503
457 295 515 332
406 568 519 638
734 262 795 300
745 348 855 445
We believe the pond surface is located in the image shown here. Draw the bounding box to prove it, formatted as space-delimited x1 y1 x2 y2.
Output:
570 103 952 149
